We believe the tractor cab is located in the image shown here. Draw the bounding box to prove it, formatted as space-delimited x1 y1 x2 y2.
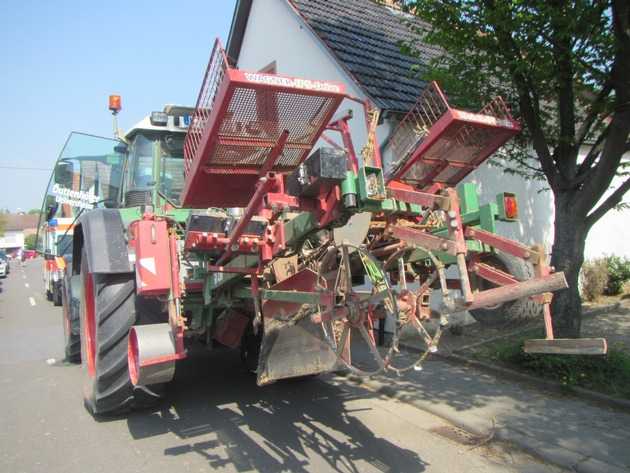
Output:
122 105 193 210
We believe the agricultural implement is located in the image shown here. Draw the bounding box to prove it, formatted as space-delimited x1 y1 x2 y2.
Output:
48 40 606 416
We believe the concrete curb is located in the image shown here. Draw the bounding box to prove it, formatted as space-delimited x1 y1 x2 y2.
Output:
438 352 630 412
337 372 629 473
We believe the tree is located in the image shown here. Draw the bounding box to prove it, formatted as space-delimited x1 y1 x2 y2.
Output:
0 214 5 237
405 0 630 337
27 208 41 215
24 234 37 250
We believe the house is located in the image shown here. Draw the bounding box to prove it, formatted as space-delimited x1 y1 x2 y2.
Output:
225 0 628 258
0 213 39 255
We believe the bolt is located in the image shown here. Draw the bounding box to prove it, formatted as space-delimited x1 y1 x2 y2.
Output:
523 251 530 259
450 220 458 228
441 242 448 251
231 244 239 251
448 210 457 219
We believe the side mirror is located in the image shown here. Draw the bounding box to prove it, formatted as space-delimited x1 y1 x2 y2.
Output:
114 143 128 154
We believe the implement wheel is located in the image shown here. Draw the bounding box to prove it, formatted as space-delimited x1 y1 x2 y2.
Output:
469 251 542 325
79 248 137 416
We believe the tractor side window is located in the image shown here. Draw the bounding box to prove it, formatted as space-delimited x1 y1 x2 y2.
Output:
159 134 185 205
129 134 155 189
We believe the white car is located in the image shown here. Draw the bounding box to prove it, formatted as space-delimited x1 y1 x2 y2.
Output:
0 259 7 278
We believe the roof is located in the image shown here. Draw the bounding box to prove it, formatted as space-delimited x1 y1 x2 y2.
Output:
228 0 443 113
2 214 39 231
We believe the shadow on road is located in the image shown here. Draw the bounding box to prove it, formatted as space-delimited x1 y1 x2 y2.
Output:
126 348 427 472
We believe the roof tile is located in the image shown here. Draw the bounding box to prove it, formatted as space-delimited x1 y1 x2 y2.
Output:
290 0 441 112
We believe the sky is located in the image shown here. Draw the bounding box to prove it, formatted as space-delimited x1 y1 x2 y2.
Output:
0 0 236 212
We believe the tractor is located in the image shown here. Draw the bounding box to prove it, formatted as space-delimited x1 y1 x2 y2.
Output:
47 39 606 417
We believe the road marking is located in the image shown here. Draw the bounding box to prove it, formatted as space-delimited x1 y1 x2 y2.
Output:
24 283 30 288
29 297 36 306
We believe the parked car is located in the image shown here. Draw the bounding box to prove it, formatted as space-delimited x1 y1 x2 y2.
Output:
0 250 9 275
21 250 37 261
0 259 7 278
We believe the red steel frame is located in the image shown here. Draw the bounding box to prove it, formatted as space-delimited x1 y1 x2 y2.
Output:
175 40 572 350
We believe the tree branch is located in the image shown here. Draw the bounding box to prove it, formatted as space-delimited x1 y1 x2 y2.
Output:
585 175 630 229
574 81 613 149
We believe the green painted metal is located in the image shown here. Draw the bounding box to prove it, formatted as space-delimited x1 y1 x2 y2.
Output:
283 212 319 248
260 289 323 305
341 170 357 197
457 183 480 215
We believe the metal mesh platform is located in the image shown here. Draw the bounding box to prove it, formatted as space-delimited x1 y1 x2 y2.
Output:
386 82 521 189
182 40 346 208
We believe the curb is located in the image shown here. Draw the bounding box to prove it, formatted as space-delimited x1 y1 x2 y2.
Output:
337 372 629 473
437 351 630 412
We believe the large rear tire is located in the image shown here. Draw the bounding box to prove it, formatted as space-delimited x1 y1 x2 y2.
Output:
62 275 81 363
469 252 542 326
80 248 137 416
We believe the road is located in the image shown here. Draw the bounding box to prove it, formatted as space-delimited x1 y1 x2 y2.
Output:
0 259 561 473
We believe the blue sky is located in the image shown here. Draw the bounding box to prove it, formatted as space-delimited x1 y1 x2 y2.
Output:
0 0 236 212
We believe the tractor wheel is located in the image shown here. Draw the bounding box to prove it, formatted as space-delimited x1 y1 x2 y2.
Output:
62 275 81 363
469 252 542 326
240 322 262 374
79 248 137 416
53 282 63 306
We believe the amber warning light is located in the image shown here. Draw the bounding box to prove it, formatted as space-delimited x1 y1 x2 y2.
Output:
109 95 122 114
503 193 519 220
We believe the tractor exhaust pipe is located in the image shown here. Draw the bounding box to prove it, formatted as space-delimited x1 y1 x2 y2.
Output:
128 324 179 386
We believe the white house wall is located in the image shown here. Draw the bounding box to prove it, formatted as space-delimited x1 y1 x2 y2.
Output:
583 149 630 259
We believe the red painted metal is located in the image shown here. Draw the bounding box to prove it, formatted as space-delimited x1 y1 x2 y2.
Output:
213 309 250 348
472 262 519 286
215 174 278 266
258 129 290 178
181 39 346 208
390 225 457 255
83 271 96 378
464 227 534 260
386 82 520 189
387 186 449 209
128 218 172 296
184 232 262 253
139 353 187 369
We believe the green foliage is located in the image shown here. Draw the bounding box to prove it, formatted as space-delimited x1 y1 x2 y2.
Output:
603 255 630 295
27 208 41 215
581 255 630 299
405 0 616 181
24 234 37 250
0 213 5 237
476 330 630 399
581 258 609 301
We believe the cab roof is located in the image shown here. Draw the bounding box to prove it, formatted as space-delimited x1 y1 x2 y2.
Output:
125 105 195 139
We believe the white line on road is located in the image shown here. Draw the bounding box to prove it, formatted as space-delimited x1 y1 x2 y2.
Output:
24 283 30 288
29 297 36 306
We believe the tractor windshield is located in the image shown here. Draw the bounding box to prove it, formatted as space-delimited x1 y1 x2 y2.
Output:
126 132 186 206
36 132 126 252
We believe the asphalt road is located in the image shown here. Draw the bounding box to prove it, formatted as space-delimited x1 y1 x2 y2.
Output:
0 259 560 473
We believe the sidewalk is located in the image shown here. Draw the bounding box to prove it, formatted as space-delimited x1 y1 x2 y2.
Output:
344 348 630 473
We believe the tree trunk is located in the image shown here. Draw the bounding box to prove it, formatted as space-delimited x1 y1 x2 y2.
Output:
550 191 588 338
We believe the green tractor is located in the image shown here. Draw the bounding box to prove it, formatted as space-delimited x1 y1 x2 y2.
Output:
41 102 200 413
